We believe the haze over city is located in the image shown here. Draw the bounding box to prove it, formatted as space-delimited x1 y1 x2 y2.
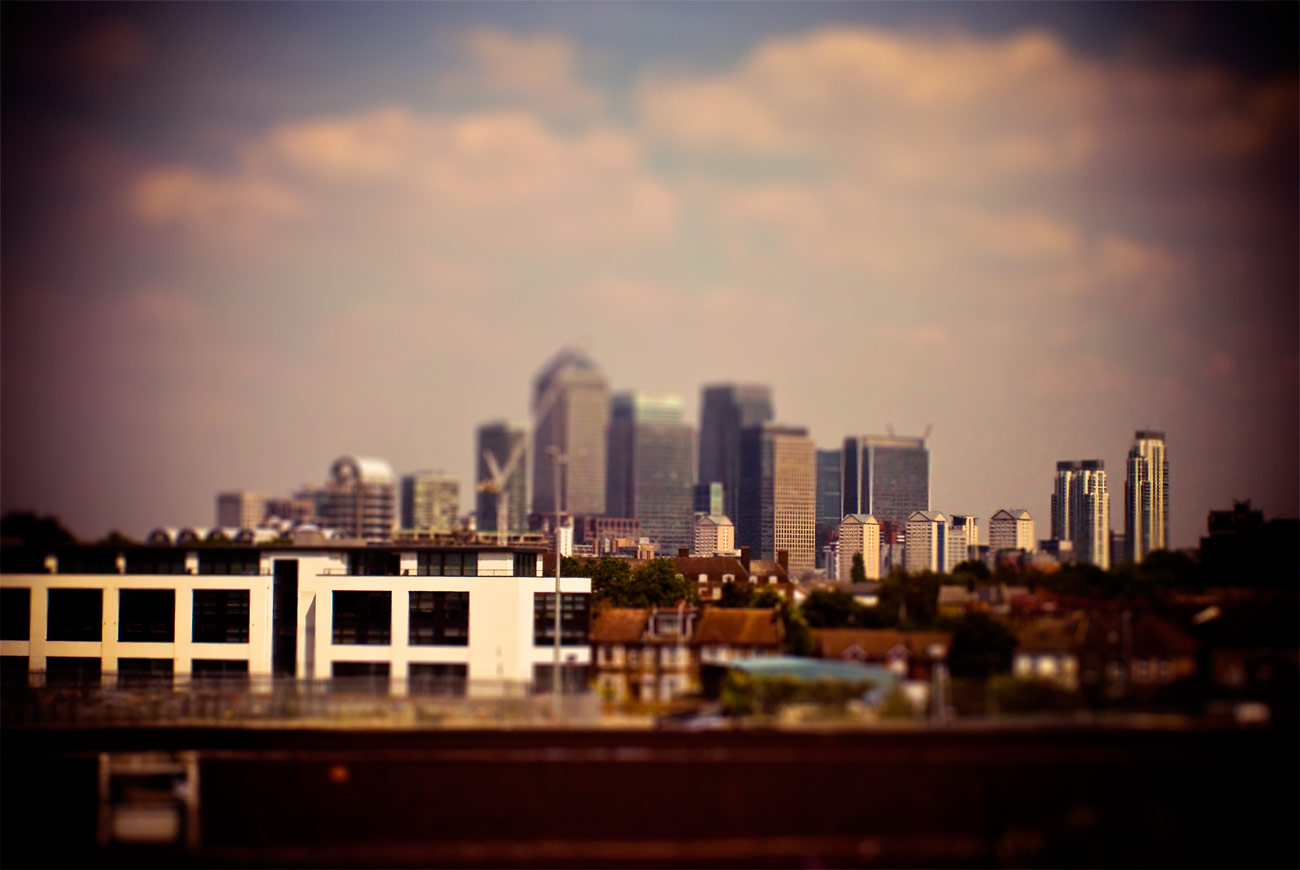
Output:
3 3 1296 548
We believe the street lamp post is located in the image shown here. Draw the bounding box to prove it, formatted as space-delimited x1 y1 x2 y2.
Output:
547 446 567 715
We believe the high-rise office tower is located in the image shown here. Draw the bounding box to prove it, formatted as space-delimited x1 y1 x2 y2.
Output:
1051 460 1110 569
324 455 397 541
904 510 949 574
1124 430 1169 564
605 393 695 556
841 434 930 526
989 509 1035 552
400 470 460 532
693 482 724 517
477 421 528 534
215 490 267 529
836 514 880 581
531 348 609 516
816 449 842 570
737 423 816 574
698 384 774 523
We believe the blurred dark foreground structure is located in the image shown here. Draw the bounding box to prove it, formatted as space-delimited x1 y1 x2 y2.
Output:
3 718 1296 869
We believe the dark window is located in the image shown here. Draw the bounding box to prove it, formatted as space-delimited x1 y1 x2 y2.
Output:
533 592 591 646
331 661 389 693
47 589 102 641
272 560 298 677
117 657 173 688
513 552 538 576
1 656 29 687
409 663 467 696
532 663 591 694
332 591 391 645
0 547 47 573
417 551 478 577
197 550 260 576
409 592 469 646
192 589 250 643
56 548 119 574
125 550 187 575
118 590 175 643
1 588 30 640
45 656 102 686
348 551 401 576
190 659 249 686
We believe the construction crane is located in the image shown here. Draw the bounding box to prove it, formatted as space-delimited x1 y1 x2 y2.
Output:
477 439 526 547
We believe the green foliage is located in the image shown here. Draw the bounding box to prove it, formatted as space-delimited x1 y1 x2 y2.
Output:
749 586 784 609
873 573 942 629
952 560 991 582
948 613 1018 680
715 582 756 608
719 670 875 717
850 552 867 584
800 587 866 628
988 676 1080 714
1 511 77 547
878 684 916 719
631 558 699 607
581 557 697 607
98 530 137 546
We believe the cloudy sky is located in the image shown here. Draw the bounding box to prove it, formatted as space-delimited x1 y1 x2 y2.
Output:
3 3 1296 548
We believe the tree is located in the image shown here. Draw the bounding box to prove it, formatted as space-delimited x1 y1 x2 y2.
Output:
630 557 698 607
951 560 990 582
850 553 867 584
98 530 137 547
947 613 1018 680
715 582 754 608
0 511 76 547
800 587 865 628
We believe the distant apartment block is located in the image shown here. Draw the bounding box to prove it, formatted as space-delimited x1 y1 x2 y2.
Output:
531 348 609 516
842 434 930 526
989 509 1035 553
606 393 694 556
693 515 735 556
836 514 880 581
324 456 397 542
698 384 774 523
904 511 949 575
264 496 316 525
947 515 979 569
400 470 460 533
215 491 267 529
1051 460 1110 570
737 424 816 575
1124 430 1169 564
476 421 528 535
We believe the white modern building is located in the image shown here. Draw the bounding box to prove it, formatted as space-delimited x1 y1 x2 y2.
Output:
0 542 590 696
324 456 397 541
903 511 949 575
989 509 1035 553
836 514 881 581
1124 431 1169 564
692 515 735 556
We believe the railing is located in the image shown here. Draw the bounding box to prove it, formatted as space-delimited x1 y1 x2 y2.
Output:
0 676 598 728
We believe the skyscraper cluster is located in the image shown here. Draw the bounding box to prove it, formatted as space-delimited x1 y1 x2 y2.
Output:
210 349 1169 576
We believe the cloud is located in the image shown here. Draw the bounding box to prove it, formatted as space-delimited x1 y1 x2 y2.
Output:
435 29 604 119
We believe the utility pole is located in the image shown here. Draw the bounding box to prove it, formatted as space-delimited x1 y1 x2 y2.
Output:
547 446 567 718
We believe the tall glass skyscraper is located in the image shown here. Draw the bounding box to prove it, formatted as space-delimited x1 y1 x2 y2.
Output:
737 423 816 574
531 348 609 516
1124 430 1169 564
841 434 930 527
815 449 842 570
605 393 694 555
698 384 773 522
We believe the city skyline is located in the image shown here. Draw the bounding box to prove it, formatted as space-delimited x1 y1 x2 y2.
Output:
2 3 1295 548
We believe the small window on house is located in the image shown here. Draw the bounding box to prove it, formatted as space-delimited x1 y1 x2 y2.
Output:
513 552 538 577
698 573 708 584
722 574 734 584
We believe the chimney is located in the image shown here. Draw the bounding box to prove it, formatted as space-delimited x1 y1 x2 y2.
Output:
776 549 789 571
739 546 751 574
678 547 690 558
